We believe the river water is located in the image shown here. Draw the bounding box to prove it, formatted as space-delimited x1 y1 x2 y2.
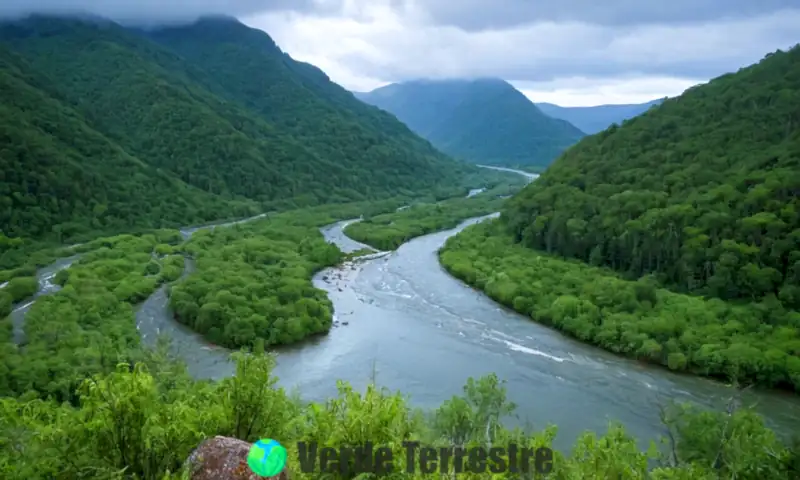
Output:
12 167 800 451
9 255 79 344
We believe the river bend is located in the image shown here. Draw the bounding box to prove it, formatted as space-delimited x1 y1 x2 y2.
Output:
11 167 800 451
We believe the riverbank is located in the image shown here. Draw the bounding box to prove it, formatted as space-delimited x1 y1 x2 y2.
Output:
343 177 532 251
439 219 800 393
4 199 800 479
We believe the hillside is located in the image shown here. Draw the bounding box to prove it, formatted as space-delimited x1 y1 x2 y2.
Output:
504 46 800 307
536 98 665 134
0 45 250 241
438 45 800 389
0 15 487 253
355 78 585 169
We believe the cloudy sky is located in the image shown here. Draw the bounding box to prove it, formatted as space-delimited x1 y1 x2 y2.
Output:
3 0 799 106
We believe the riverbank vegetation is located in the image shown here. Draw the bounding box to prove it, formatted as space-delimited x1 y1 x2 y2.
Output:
2 352 798 479
169 198 452 349
343 183 526 251
2 184 527 399
440 219 800 391
440 46 800 392
0 230 185 401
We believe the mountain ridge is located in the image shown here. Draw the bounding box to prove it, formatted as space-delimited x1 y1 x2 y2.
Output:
536 98 666 134
0 15 495 256
355 78 585 170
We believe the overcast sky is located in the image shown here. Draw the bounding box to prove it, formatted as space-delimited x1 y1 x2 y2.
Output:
3 0 799 106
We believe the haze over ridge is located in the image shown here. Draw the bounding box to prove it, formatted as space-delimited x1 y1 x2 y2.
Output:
1 0 797 106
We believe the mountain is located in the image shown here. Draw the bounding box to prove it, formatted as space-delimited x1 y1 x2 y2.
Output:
0 45 244 241
355 79 586 169
536 98 666 134
0 15 486 246
503 46 800 309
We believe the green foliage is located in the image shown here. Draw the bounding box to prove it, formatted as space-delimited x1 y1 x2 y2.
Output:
0 43 251 244
1 353 797 479
503 46 800 310
357 78 585 168
0 15 493 256
2 232 184 402
344 182 525 251
440 220 800 391
3 276 37 303
169 211 345 349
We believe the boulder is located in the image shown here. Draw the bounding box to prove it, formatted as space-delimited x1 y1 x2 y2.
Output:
186 436 288 480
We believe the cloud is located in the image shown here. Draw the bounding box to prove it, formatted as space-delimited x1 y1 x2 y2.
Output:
0 0 335 24
3 0 798 105
245 0 799 105
411 0 800 31
514 76 701 107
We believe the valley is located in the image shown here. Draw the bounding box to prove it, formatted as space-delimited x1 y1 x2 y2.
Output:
1 11 799 480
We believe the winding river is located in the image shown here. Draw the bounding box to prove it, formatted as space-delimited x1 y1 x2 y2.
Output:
11 167 800 452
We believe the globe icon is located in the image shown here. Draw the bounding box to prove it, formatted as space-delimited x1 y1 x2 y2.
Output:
247 438 287 477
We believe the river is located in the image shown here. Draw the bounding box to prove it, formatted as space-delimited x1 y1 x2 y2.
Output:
11 167 800 452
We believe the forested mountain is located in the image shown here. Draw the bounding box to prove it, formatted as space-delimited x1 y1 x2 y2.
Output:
355 78 585 169
0 15 484 246
536 98 665 134
0 46 249 242
503 46 800 309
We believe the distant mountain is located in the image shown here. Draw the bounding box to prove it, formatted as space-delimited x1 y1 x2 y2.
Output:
536 99 666 134
0 15 485 244
356 79 585 169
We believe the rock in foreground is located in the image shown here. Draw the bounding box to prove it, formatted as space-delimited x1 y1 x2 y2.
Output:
187 436 288 480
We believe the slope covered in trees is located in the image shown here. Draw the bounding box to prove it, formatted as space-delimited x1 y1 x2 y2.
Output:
440 46 800 389
504 46 800 308
356 78 585 169
537 98 665 134
0 15 492 261
0 45 250 243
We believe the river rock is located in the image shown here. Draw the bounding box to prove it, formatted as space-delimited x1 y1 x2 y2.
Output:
186 436 288 480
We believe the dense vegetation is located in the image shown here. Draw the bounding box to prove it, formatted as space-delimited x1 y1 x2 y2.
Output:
2 352 798 479
0 188 798 478
0 15 494 265
168 202 402 350
504 46 800 308
356 79 585 169
440 46 800 391
440 220 800 390
0 229 186 401
537 99 664 134
343 182 526 251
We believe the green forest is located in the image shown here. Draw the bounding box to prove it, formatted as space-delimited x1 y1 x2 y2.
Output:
440 220 800 389
1 196 799 479
343 181 526 251
356 79 585 169
440 46 800 391
0 15 498 269
2 11 800 480
0 198 430 402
